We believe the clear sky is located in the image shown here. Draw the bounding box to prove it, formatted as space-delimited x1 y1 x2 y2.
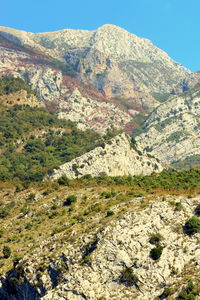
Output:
1 0 200 71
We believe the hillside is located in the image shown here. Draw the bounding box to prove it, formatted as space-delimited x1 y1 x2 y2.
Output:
0 76 162 184
134 86 200 168
1 170 200 299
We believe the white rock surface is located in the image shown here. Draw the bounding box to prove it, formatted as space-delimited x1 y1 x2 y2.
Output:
47 133 163 180
135 90 200 164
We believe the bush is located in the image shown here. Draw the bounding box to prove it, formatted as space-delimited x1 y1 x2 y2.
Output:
43 189 53 196
184 216 200 235
28 193 36 201
149 233 163 245
63 195 77 206
150 245 164 260
3 245 11 258
106 210 114 217
100 191 116 199
57 175 70 186
120 267 139 286
194 204 200 216
159 287 174 299
176 280 197 300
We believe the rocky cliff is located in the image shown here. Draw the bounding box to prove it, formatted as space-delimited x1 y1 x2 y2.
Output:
47 133 163 180
134 88 200 166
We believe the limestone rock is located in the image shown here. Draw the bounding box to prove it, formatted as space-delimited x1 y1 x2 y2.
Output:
135 89 200 165
47 133 163 180
57 88 132 134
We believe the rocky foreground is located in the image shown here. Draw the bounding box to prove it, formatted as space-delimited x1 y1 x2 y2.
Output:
1 192 200 299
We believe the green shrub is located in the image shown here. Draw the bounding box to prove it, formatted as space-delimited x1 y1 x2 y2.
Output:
184 216 200 235
159 287 174 299
120 267 139 286
106 210 114 217
57 175 70 186
149 233 163 245
176 280 197 299
43 189 53 196
3 245 11 258
63 195 77 206
28 193 36 201
174 202 183 211
20 206 29 216
100 191 116 199
25 223 32 230
194 204 200 216
150 245 164 260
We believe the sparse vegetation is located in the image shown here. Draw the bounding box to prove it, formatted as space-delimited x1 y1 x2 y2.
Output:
176 280 198 300
149 233 163 245
120 267 139 286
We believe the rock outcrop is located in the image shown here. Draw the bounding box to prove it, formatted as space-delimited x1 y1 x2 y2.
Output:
47 133 163 180
40 197 200 300
1 194 200 300
134 88 200 165
57 88 132 134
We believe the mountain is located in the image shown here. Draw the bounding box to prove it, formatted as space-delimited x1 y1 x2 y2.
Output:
1 24 200 299
0 25 199 134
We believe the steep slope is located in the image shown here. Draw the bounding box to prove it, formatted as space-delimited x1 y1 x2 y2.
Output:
57 88 132 134
47 133 163 180
40 197 200 300
134 87 200 167
1 175 200 300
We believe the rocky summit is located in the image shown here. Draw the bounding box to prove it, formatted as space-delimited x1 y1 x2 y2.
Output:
0 24 199 134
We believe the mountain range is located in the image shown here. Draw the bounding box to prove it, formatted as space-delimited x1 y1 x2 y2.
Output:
0 24 200 300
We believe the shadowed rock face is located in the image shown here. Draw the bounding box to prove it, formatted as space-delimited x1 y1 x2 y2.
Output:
47 133 163 180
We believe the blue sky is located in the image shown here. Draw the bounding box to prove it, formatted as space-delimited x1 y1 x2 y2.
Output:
1 0 200 71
